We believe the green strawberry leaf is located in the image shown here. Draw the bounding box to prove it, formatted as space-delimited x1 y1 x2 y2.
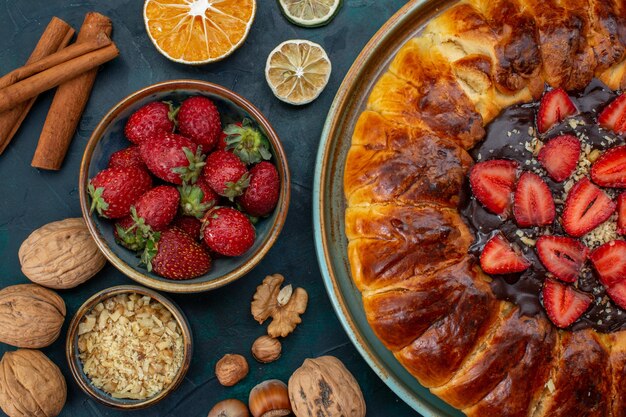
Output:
178 182 215 218
224 172 250 201
224 119 272 165
140 232 161 272
173 146 207 184
88 183 109 218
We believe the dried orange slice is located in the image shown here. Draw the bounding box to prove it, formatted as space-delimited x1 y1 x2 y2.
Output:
143 0 256 65
265 39 332 105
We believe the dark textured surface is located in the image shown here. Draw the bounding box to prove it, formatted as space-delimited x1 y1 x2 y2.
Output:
0 0 420 416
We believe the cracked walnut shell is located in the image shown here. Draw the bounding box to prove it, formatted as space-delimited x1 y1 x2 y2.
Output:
0 284 66 348
0 349 67 417
19 218 106 289
251 274 308 338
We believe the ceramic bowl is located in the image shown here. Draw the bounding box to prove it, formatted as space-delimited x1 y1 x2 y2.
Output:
66 285 193 410
79 80 290 293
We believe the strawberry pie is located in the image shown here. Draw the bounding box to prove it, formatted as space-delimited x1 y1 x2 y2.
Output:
343 0 626 415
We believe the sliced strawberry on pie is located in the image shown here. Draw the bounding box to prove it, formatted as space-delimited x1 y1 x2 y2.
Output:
542 278 593 328
536 236 589 283
480 233 530 274
513 172 555 227
590 240 626 309
561 178 616 237
598 93 626 134
590 145 626 188
590 240 626 287
537 88 577 134
618 193 626 235
537 134 581 182
470 159 518 217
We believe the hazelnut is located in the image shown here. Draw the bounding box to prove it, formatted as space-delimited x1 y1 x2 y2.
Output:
208 398 250 417
249 379 291 417
215 354 249 387
251 336 281 364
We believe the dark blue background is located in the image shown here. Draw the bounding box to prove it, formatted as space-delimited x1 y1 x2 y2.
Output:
0 0 421 416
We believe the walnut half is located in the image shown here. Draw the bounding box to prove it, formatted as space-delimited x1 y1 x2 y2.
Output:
251 274 308 338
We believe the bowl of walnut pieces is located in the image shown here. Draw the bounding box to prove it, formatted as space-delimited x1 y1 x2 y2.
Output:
66 285 192 409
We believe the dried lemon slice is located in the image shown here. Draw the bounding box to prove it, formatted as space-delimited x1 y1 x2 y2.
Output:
278 0 342 27
143 0 256 65
265 40 332 105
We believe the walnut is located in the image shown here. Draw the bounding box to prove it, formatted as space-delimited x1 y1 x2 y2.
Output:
215 354 248 387
288 356 365 417
0 349 67 417
251 274 308 338
251 336 281 363
19 218 106 289
0 284 66 348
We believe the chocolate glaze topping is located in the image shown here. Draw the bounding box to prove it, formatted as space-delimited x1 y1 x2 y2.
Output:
460 79 626 333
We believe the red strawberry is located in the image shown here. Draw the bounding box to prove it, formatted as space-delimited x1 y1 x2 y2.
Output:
536 236 589 283
598 93 626 134
108 146 146 170
537 134 580 182
202 150 249 200
171 216 202 241
618 193 626 234
217 131 229 151
125 101 176 144
480 233 530 274
178 178 219 218
132 185 180 231
590 240 626 288
542 278 592 328
561 178 616 237
88 167 152 219
202 207 255 256
178 96 221 151
513 172 555 227
591 240 626 309
469 160 519 217
536 88 577 133
223 119 272 164
590 145 626 188
142 228 212 280
114 216 150 251
237 162 280 217
140 132 206 185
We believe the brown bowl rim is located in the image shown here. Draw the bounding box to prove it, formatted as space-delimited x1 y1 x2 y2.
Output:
65 285 193 410
79 79 291 293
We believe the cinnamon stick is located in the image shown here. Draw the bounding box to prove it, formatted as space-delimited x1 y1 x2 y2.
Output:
0 32 111 90
32 12 115 170
0 17 74 155
0 43 118 114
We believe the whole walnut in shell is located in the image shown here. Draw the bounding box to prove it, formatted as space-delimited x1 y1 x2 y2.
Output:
0 349 67 417
19 218 106 289
288 356 365 417
0 284 65 348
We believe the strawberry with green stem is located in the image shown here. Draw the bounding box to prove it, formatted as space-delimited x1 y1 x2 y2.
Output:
223 119 272 164
202 207 255 256
178 178 219 218
114 212 152 251
140 132 206 185
237 161 280 217
132 185 180 231
141 227 212 280
202 150 250 200
88 166 152 219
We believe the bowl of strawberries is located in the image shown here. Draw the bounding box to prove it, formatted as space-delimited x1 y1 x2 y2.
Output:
79 80 290 293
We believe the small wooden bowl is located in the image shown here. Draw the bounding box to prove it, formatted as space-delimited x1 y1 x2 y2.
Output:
66 285 193 410
78 80 290 293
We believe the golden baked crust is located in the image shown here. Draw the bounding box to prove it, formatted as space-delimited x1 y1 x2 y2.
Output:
343 1 626 415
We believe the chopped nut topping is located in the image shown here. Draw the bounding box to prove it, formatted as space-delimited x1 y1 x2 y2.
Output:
77 293 184 400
